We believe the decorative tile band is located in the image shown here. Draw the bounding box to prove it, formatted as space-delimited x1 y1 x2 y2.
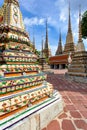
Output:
0 92 60 130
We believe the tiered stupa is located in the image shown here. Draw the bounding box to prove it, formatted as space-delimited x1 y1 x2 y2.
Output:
0 1 63 130
64 4 75 54
66 7 87 83
40 38 51 72
43 20 51 58
55 30 63 55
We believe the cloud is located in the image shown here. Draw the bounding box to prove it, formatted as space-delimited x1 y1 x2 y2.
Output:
50 45 57 56
59 12 67 22
24 17 45 26
24 16 59 29
19 0 87 36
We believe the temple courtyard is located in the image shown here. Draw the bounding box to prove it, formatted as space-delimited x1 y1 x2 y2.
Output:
42 69 87 130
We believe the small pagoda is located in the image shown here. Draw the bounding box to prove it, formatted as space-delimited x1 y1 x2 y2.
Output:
0 0 63 130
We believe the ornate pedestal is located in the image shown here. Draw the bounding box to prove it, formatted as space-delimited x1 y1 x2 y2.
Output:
0 91 64 130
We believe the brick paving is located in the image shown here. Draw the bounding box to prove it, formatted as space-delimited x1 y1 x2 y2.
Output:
42 69 87 130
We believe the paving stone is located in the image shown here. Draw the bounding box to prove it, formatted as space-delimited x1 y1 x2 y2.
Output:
70 111 82 118
59 92 66 96
82 100 87 105
70 99 79 104
75 103 87 111
84 95 87 100
62 119 75 130
66 105 76 111
46 69 87 130
80 111 87 118
76 96 84 100
74 120 87 129
64 106 68 113
68 96 76 100
58 113 67 119
47 120 60 130
63 96 71 104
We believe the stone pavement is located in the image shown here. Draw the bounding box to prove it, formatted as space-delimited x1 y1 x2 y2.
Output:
42 69 87 130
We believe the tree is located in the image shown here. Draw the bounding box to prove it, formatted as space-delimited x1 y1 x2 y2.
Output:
81 11 87 39
35 50 41 57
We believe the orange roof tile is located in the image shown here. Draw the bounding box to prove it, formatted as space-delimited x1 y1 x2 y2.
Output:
49 54 68 64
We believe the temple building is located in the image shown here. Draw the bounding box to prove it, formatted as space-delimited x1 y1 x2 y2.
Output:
43 20 51 58
49 4 75 69
0 0 63 129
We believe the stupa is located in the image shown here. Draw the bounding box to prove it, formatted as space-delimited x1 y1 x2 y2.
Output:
64 3 75 54
0 0 63 130
39 38 51 72
55 30 63 56
42 20 51 58
66 7 87 83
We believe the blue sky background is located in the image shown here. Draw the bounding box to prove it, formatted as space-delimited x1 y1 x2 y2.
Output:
0 0 87 55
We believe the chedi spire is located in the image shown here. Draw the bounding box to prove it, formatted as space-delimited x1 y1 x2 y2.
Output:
68 2 72 33
44 19 49 49
76 5 85 51
78 5 82 43
64 2 74 54
55 30 62 55
33 31 35 51
43 19 51 58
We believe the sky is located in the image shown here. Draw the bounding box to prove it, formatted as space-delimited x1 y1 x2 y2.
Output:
0 0 87 55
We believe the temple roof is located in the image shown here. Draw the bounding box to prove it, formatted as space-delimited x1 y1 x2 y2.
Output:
49 54 68 64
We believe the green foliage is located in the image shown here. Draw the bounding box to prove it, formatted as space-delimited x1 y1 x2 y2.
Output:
46 58 49 63
82 11 87 39
35 50 41 57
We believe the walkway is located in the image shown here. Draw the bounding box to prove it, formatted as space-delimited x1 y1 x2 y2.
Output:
42 69 87 130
